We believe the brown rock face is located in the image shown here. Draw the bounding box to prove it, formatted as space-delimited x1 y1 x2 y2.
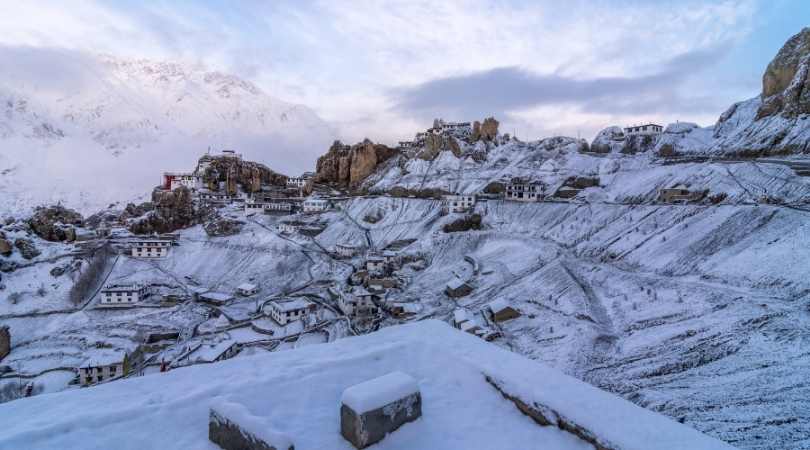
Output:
472 117 500 141
315 139 399 188
758 27 810 119
200 156 287 194
0 239 12 257
27 205 83 242
128 186 207 234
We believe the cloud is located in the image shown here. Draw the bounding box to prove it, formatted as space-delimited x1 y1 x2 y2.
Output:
391 45 732 122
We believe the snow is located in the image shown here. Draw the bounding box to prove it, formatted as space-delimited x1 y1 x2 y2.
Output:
487 298 510 314
211 401 294 449
341 371 419 414
0 320 735 450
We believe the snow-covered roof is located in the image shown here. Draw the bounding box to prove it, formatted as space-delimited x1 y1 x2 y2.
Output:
199 292 233 303
101 284 143 293
237 283 257 291
270 298 313 312
190 340 237 363
487 299 513 314
78 350 127 368
446 278 469 290
453 308 470 324
4 321 736 450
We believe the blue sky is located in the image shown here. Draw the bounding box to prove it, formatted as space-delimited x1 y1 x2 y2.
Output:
0 0 807 143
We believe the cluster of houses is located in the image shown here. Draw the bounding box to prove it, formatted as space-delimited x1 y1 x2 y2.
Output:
398 119 472 150
452 300 521 342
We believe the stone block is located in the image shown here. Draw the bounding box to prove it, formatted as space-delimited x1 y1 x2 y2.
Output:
209 402 293 450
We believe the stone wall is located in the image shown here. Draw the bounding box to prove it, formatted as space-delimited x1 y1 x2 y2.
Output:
0 326 10 362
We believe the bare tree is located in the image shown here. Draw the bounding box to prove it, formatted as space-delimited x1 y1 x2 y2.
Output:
68 244 113 306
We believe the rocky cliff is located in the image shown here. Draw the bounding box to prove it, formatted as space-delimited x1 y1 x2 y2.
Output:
757 27 810 119
200 155 288 195
127 186 207 234
314 139 399 189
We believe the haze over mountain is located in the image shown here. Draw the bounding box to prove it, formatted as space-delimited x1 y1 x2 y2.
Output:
0 49 335 214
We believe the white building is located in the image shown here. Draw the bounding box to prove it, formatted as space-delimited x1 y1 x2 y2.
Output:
198 191 231 204
335 242 364 258
505 179 542 202
100 284 148 306
236 283 259 297
338 289 380 317
302 197 330 213
442 194 476 213
163 172 202 191
131 240 171 258
220 149 242 159
287 177 307 189
366 256 386 274
624 123 663 136
266 298 317 325
276 221 300 234
77 351 129 386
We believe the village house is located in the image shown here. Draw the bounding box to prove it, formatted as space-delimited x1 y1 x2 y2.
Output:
236 283 259 297
0 326 9 362
487 299 521 322
446 278 473 298
197 190 232 204
623 123 663 136
162 172 202 191
99 284 149 306
658 184 706 203
366 256 386 275
197 292 234 306
335 242 364 259
286 177 308 189
366 276 399 290
130 239 172 258
276 220 302 234
185 341 241 365
442 194 476 213
265 201 294 214
505 178 543 202
339 289 380 317
220 149 242 159
302 197 331 213
554 186 581 199
266 298 318 326
77 350 132 386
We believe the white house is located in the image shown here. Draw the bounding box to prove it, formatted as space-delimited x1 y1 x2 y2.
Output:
276 221 300 234
302 197 330 213
100 284 148 306
131 240 171 258
265 202 293 213
335 242 364 258
197 191 231 204
366 256 386 274
442 194 476 213
505 178 542 202
197 292 234 306
287 177 307 189
220 149 242 159
266 298 318 325
624 123 663 136
163 172 202 191
236 283 258 297
77 351 130 386
338 289 380 317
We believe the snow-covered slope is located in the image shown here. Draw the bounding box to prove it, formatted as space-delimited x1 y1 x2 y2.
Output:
0 51 336 215
0 320 735 450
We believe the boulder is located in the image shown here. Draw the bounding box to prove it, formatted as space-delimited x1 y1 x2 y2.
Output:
199 155 287 194
209 402 294 450
590 126 626 153
0 239 12 257
204 216 244 237
27 205 83 242
340 372 421 449
14 238 40 260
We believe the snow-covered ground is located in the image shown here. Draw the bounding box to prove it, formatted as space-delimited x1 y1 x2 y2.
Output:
0 320 734 450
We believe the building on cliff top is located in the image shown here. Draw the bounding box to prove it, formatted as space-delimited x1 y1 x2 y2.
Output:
623 123 663 136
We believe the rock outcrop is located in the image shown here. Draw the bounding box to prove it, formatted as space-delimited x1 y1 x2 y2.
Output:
315 139 399 188
128 186 206 234
204 216 244 237
27 205 83 242
200 155 287 194
758 27 810 119
0 238 12 257
472 117 499 141
14 238 40 260
590 127 626 153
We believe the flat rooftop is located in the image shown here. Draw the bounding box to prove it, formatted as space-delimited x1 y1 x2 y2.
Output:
0 321 736 450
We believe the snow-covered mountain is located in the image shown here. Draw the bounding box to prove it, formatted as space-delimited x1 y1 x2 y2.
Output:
0 51 336 215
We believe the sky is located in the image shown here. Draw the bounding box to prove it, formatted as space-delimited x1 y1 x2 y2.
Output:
0 0 807 146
